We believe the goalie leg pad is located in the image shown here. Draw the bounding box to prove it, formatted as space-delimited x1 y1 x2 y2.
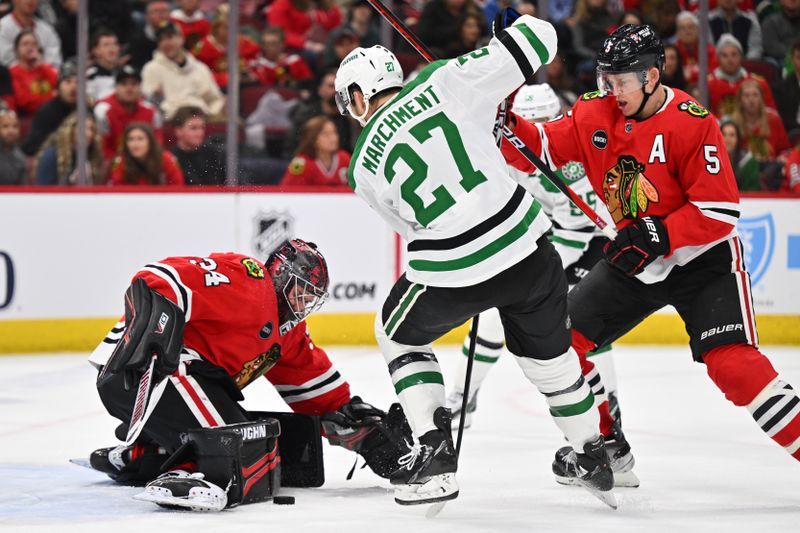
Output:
100 278 185 387
176 419 282 507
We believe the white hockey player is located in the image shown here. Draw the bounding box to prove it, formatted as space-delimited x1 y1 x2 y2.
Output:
336 15 616 508
447 83 621 432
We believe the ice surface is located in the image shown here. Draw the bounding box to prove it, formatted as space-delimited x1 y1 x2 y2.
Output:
1 345 799 532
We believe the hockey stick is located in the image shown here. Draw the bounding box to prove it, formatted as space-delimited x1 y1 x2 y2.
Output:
456 315 479 457
425 315 478 519
364 0 616 241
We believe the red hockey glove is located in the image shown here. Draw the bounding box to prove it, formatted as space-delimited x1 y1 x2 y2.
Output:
603 216 670 276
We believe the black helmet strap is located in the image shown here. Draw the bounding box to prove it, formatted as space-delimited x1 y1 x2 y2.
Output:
631 69 662 120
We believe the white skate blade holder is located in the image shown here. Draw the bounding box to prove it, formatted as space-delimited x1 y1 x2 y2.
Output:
394 472 458 515
133 487 227 512
556 469 640 488
132 473 228 512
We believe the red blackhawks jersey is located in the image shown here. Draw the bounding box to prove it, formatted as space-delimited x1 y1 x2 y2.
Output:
505 87 741 284
282 151 351 187
193 34 261 88
89 253 351 416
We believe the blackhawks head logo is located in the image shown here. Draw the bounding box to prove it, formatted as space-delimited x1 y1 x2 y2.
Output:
603 155 660 223
241 257 265 279
677 100 710 118
580 90 607 101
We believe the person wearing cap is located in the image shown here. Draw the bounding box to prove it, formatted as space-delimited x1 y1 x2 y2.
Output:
21 57 77 156
86 28 122 102
707 33 776 118
0 0 61 68
141 21 225 121
94 65 163 160
249 27 313 88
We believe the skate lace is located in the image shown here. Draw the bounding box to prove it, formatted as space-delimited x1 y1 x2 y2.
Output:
397 442 425 471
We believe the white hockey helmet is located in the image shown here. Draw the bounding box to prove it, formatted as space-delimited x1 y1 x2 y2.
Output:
512 83 562 123
335 45 404 126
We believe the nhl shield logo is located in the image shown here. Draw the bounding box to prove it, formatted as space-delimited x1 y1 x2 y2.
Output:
252 211 294 262
738 214 775 287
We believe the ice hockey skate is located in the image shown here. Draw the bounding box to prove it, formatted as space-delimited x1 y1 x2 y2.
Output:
554 420 639 488
80 443 170 484
552 436 617 509
390 407 459 505
446 389 479 430
133 470 228 512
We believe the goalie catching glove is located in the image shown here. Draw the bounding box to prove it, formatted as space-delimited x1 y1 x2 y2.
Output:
603 216 670 276
322 397 412 479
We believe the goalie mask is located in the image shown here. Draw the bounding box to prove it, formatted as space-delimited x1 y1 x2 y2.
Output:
512 83 562 123
266 239 330 334
334 45 404 126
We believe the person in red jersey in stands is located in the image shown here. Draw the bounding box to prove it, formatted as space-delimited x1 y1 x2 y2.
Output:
282 115 350 186
108 122 184 186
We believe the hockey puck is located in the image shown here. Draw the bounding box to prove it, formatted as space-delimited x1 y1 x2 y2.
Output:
273 496 295 505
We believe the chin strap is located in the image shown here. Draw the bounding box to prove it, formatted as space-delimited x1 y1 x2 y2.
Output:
349 98 371 127
632 79 662 120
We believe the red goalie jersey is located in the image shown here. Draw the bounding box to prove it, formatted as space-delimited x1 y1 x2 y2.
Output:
90 253 350 415
504 87 741 284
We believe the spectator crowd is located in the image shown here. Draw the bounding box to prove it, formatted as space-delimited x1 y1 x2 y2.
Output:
0 0 795 193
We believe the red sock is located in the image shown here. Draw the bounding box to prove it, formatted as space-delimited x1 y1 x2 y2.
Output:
704 344 800 461
572 329 615 436
703 343 777 406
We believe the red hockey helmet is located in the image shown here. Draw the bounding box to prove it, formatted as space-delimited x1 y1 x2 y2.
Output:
266 239 330 333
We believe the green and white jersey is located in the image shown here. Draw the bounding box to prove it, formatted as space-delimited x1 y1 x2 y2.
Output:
509 162 611 267
348 19 555 287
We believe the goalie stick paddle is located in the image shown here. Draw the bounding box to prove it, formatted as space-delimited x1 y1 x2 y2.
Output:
364 0 616 241
124 354 168 446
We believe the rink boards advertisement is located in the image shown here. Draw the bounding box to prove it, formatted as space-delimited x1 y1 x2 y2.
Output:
0 192 797 352
0 191 395 352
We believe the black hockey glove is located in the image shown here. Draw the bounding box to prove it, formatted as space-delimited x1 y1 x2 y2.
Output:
321 398 412 479
321 396 384 453
603 216 670 277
